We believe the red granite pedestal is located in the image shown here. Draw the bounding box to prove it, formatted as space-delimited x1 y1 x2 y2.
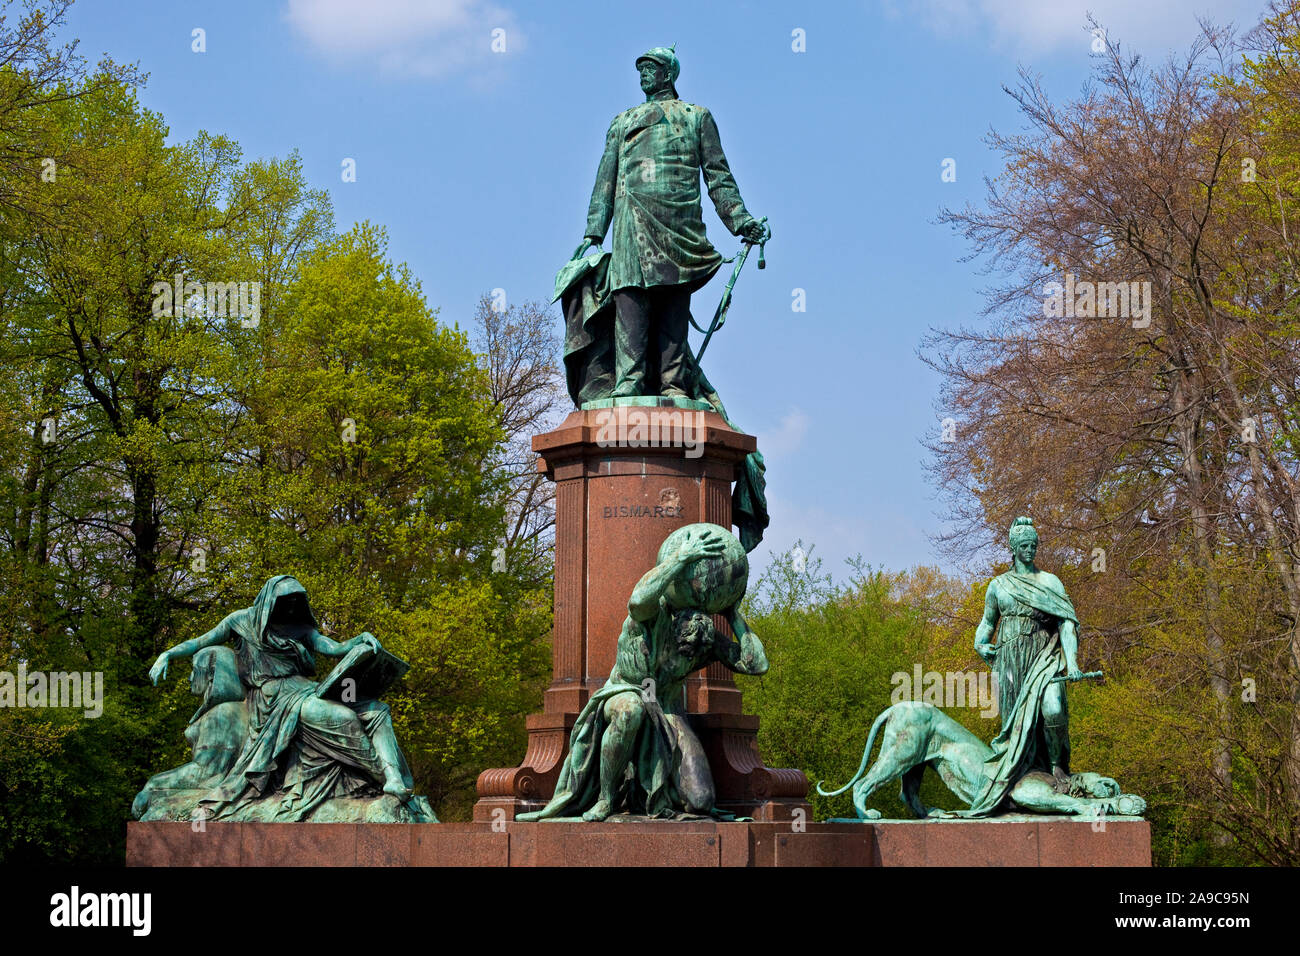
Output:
126 817 1152 867
474 401 809 822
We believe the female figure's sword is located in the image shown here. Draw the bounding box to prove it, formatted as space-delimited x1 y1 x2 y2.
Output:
1049 670 1104 683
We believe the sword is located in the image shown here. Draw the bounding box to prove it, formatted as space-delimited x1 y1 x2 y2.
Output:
1049 670 1104 684
695 216 767 364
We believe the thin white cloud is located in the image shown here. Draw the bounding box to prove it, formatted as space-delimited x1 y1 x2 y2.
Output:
760 407 810 458
284 0 523 79
882 0 1265 56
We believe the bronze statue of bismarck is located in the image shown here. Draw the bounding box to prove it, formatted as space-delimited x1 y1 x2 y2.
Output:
567 46 770 399
553 46 772 553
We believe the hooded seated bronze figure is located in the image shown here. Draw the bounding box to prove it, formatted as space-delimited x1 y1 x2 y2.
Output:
134 575 435 823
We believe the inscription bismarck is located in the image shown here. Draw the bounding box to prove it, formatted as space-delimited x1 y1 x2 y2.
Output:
601 504 685 519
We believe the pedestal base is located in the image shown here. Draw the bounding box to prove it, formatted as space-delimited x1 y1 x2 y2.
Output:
127 817 1151 867
473 711 809 823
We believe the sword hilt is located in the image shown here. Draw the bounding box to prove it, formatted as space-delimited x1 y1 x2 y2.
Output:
751 216 768 269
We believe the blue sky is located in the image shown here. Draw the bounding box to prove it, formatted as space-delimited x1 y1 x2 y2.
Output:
66 0 1268 579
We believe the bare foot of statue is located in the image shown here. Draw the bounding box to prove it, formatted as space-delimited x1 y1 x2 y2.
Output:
582 799 613 822
382 772 413 803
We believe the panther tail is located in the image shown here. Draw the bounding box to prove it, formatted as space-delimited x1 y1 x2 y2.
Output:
815 705 893 797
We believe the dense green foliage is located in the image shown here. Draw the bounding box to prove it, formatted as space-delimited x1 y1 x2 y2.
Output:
0 3 549 861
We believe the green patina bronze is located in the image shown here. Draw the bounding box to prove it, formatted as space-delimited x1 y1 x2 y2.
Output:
555 46 771 551
818 517 1146 821
133 575 436 823
518 523 766 822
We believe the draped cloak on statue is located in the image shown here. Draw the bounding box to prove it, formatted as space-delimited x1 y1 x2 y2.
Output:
195 575 426 822
959 571 1079 817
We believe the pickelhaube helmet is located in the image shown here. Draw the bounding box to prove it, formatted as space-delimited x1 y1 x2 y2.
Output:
636 44 680 94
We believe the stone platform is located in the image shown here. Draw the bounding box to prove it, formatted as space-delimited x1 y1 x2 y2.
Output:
127 817 1150 867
